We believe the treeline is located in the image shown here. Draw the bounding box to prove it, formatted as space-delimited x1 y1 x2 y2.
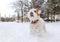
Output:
0 17 15 22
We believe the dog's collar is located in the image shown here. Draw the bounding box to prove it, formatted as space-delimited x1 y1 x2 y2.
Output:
31 19 39 24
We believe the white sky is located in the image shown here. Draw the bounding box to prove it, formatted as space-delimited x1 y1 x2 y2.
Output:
0 0 35 17
0 0 17 17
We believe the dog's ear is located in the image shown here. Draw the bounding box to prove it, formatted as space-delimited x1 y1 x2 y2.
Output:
35 8 41 16
38 10 41 15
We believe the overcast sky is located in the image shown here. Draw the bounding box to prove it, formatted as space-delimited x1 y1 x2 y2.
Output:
0 0 17 17
0 0 31 17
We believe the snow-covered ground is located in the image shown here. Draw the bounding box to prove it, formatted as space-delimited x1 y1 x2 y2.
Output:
0 22 60 42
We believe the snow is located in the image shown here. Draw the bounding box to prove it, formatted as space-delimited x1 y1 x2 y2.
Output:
0 22 60 42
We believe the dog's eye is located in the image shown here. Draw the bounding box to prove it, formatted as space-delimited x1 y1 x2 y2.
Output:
34 11 36 13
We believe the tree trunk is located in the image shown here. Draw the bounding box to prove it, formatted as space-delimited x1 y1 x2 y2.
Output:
21 10 23 22
51 13 53 22
54 13 55 22
17 12 20 22
47 9 49 22
21 1 23 22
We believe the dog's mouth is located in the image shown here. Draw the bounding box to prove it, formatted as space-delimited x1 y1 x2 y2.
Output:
31 20 39 24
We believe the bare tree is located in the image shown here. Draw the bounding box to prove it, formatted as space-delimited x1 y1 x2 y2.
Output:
12 0 31 22
31 0 44 8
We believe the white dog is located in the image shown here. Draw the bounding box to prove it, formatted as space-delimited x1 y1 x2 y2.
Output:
27 8 46 36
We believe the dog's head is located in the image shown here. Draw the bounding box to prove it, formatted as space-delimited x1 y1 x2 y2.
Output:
27 8 41 21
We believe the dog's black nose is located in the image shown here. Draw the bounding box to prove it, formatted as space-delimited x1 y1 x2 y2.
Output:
30 12 34 17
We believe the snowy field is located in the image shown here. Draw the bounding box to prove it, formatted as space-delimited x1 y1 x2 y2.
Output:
0 22 60 42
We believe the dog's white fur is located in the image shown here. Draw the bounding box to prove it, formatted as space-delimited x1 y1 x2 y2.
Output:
28 8 46 36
